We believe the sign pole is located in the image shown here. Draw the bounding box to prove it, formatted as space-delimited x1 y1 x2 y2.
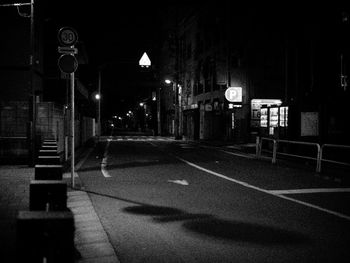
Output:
70 72 75 188
57 26 78 188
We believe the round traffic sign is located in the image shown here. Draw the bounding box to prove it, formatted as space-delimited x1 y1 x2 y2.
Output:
58 54 78 73
58 27 78 46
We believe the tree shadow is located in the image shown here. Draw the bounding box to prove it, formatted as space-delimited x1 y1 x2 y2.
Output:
77 190 309 246
183 217 309 245
123 205 212 222
123 204 309 245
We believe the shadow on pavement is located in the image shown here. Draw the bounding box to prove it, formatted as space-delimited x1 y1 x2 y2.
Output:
123 204 309 245
183 218 309 245
124 205 212 222
80 190 309 246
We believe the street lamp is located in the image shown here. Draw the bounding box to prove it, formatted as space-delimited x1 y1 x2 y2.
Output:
164 79 182 139
94 92 101 138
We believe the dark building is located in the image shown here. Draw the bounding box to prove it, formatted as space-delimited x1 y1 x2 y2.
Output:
159 2 350 144
0 1 95 163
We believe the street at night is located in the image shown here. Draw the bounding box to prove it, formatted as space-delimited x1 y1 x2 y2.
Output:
1 1 350 262
71 135 350 262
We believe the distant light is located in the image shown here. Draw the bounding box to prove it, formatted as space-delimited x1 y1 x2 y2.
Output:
139 102 144 107
139 52 151 68
128 110 132 114
118 117 122 120
251 99 282 106
113 115 117 119
95 93 101 100
165 79 171 85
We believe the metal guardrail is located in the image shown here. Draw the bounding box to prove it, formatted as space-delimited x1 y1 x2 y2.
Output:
319 144 350 173
256 137 350 173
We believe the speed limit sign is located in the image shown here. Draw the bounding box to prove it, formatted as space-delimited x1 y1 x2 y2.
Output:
58 27 78 46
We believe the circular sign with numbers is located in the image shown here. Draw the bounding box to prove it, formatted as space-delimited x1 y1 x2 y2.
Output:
58 27 78 46
58 54 78 73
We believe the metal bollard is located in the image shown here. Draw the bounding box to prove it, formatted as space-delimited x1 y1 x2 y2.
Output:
29 180 67 211
35 165 63 180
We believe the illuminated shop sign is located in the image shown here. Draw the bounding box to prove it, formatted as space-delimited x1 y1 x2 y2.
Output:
251 99 282 128
225 87 242 102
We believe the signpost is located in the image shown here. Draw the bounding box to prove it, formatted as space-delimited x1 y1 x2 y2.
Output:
57 27 78 188
57 27 78 47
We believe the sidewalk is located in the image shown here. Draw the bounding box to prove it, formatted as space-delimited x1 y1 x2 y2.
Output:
0 141 120 263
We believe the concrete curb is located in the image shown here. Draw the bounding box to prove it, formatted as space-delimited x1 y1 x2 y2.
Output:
67 190 120 263
64 142 120 263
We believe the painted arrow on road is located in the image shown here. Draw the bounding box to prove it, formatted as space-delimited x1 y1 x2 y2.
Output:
168 179 189 186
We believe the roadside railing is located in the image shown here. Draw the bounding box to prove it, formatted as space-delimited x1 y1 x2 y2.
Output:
319 144 350 173
256 137 350 173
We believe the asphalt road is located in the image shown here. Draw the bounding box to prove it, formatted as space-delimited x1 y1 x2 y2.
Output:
77 136 350 263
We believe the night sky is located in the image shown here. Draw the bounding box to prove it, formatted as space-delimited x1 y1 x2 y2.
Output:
40 0 174 117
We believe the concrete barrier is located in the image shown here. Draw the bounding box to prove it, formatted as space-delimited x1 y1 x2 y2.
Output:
41 145 58 150
37 155 61 165
39 149 58 156
42 140 57 145
16 210 75 263
30 180 67 211
35 164 63 180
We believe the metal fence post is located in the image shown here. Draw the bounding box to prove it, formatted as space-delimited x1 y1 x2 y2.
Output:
316 144 323 173
256 136 261 158
272 139 277 164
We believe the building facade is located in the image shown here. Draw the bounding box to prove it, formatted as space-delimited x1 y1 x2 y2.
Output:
159 3 350 144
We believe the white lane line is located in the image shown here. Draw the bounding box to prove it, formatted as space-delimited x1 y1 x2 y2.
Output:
269 188 350 195
174 156 350 221
101 138 112 178
168 179 189 186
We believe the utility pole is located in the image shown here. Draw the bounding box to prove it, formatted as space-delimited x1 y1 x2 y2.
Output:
30 0 35 166
97 69 102 138
173 6 182 140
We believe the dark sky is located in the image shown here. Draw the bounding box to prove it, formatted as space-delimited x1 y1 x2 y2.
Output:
40 0 172 116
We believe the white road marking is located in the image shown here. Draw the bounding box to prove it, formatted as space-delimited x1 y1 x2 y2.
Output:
269 188 350 195
168 179 189 186
174 156 350 221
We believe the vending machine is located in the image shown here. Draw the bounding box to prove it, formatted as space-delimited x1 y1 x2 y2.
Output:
259 105 288 138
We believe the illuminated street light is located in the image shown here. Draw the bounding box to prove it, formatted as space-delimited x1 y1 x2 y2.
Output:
95 93 101 100
139 52 151 68
165 79 172 85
